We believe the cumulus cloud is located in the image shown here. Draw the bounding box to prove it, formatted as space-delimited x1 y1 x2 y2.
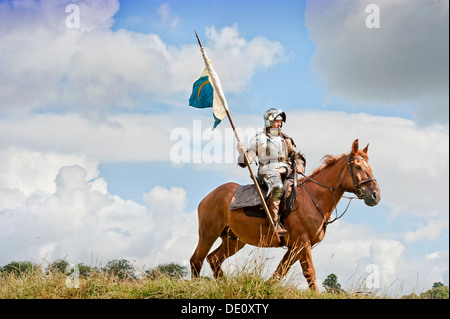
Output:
157 2 180 29
405 215 449 243
0 0 288 116
308 222 403 291
0 112 200 162
369 239 405 287
0 148 98 197
305 0 449 125
0 148 197 268
311 220 448 295
203 24 289 93
1 110 448 242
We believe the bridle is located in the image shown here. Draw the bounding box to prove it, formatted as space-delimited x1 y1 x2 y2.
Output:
298 154 377 226
346 155 377 199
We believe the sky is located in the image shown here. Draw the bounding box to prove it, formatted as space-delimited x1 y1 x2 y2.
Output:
0 0 448 296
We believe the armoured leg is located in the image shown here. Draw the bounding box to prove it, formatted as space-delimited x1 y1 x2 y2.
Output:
261 169 287 235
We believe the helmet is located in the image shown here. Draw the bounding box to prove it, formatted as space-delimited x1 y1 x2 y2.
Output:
264 108 286 128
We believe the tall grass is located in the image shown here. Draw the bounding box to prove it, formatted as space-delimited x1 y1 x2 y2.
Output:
0 250 384 299
0 267 379 299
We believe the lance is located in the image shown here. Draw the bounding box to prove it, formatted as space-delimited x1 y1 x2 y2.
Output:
194 31 281 243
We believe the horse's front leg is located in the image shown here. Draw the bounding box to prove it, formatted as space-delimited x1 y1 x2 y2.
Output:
298 241 319 291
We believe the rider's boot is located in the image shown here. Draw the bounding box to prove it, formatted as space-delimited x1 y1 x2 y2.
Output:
267 199 287 236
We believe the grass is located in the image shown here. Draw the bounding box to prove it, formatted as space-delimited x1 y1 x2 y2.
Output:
0 266 383 299
4 249 425 299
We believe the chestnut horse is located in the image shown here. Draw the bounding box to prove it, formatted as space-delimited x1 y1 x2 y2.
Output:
190 139 381 290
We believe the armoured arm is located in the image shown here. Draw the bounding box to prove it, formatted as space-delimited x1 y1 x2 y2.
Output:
237 135 258 168
285 136 306 169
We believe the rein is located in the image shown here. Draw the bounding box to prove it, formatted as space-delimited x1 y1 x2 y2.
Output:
299 173 355 226
297 155 375 226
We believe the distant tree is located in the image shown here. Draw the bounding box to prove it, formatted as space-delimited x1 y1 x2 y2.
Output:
46 259 93 278
104 259 137 279
421 282 449 299
146 262 188 278
1 261 38 276
323 273 344 293
77 263 93 277
47 258 69 274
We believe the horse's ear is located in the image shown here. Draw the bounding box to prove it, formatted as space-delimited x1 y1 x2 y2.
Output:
363 143 369 154
351 139 359 154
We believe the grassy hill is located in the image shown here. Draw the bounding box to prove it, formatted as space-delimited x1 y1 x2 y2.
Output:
1 267 381 299
2 258 445 299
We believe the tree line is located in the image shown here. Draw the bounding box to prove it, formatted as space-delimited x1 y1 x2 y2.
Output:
0 259 187 279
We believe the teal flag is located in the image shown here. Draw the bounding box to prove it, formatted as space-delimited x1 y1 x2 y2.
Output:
189 72 222 129
189 75 213 109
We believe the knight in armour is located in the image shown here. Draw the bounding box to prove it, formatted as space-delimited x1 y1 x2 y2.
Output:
237 108 306 235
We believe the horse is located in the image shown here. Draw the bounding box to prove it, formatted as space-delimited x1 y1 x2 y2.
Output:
190 139 381 290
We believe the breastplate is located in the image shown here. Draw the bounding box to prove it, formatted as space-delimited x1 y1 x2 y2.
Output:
257 134 288 165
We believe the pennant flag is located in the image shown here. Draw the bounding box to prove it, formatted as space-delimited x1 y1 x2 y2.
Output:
189 68 226 129
189 68 213 109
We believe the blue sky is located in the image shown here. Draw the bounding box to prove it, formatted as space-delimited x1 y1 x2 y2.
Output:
0 0 448 296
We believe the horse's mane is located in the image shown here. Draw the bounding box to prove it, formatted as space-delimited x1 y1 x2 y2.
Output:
302 151 369 181
308 154 346 179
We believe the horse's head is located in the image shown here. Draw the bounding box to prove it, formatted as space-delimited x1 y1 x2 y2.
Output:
341 139 381 206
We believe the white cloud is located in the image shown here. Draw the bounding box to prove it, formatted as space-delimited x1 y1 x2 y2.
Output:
143 186 187 214
0 113 174 162
204 24 289 93
425 251 440 260
308 222 401 291
1 109 448 244
310 221 448 295
0 148 198 269
0 148 98 197
405 215 449 243
305 0 449 124
0 1 288 116
157 3 180 29
369 239 405 287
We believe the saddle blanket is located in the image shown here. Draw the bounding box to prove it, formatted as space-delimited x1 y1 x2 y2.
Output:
229 184 267 210
229 179 294 211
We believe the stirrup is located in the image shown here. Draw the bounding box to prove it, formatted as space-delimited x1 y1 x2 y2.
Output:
276 223 288 236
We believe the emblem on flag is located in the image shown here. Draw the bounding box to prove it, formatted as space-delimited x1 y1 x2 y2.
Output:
189 70 213 109
189 68 223 129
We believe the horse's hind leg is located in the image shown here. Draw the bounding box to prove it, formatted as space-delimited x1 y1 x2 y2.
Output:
207 233 246 278
190 182 238 278
190 234 218 278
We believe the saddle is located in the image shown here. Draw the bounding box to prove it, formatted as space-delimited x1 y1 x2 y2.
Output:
229 178 297 222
